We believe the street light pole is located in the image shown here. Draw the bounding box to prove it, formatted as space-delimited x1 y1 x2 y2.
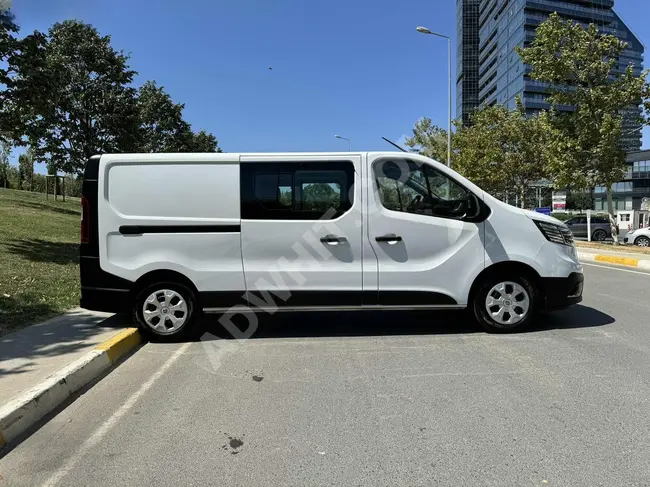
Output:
416 26 452 168
334 135 351 152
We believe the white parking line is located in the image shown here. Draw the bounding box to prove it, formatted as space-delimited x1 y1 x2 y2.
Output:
40 342 191 487
581 262 650 276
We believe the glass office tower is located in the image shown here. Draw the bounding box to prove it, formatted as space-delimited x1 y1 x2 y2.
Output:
457 0 647 209
456 0 480 126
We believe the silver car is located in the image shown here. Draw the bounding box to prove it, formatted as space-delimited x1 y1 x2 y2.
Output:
624 227 650 247
564 216 614 241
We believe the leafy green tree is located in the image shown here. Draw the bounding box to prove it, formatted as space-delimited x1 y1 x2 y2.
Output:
0 7 18 142
18 149 34 190
136 81 188 152
135 81 220 153
302 183 340 212
184 129 220 153
566 190 594 212
453 103 550 207
0 7 17 83
0 140 12 188
517 13 649 243
2 20 141 176
403 118 449 162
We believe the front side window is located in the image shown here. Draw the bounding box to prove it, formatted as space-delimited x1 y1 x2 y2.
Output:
373 159 475 219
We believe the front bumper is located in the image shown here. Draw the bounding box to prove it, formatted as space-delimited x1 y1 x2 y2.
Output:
541 272 584 310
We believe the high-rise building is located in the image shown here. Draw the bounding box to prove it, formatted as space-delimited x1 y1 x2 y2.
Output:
457 0 647 210
456 0 480 126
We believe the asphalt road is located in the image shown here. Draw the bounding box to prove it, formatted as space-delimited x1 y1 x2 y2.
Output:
1 264 650 487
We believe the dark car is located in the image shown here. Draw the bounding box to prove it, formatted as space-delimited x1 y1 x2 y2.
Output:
564 216 616 241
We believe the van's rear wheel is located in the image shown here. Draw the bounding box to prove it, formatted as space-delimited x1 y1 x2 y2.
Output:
472 276 537 333
133 282 197 340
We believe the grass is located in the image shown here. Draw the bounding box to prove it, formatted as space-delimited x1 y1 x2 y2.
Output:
575 240 650 255
0 189 81 336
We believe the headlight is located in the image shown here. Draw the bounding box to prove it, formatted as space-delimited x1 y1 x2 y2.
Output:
534 221 574 246
627 229 635 235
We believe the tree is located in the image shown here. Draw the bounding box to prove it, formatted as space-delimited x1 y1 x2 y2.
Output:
0 140 11 188
17 148 34 190
134 81 221 153
566 191 594 212
2 20 141 176
403 118 449 162
0 7 18 142
517 13 649 243
0 8 18 83
184 129 220 153
135 81 191 152
302 183 339 212
453 102 550 207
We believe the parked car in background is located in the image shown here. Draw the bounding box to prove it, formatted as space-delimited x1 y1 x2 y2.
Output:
564 216 616 241
624 227 650 247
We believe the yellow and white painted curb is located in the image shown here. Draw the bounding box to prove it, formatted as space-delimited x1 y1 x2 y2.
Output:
577 251 650 270
0 328 142 448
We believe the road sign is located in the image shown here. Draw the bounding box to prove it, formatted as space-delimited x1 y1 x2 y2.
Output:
552 191 567 213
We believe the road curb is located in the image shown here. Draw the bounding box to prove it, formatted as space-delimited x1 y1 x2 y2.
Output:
0 328 142 448
577 251 650 270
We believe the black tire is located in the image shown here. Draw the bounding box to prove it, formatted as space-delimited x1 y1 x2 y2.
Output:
592 229 607 241
132 281 198 341
635 236 650 247
472 275 538 333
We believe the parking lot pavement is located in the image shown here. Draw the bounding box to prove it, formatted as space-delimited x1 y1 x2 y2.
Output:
1 264 650 487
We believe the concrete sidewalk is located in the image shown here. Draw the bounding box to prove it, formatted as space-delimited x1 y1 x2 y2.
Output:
0 309 142 447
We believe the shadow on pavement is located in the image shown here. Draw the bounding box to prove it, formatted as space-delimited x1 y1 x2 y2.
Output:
190 304 614 341
0 312 127 378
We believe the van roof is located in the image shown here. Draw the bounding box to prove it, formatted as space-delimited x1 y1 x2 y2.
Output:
97 151 437 162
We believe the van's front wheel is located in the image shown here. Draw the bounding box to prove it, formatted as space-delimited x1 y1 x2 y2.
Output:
133 282 197 340
472 276 537 333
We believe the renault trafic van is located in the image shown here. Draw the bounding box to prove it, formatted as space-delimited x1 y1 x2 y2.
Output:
80 152 583 339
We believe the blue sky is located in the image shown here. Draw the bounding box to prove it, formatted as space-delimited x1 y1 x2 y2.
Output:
10 0 650 166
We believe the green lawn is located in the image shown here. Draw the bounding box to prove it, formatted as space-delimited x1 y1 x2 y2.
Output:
0 189 81 335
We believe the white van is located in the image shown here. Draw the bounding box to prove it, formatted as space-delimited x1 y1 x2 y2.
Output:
80 152 583 339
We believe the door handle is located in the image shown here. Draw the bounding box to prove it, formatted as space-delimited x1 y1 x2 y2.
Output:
320 235 347 245
375 234 402 243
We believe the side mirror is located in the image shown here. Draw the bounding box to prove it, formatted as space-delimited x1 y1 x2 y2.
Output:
449 193 481 220
465 193 482 220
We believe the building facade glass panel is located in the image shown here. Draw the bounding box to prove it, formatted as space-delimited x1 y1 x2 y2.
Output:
457 0 648 209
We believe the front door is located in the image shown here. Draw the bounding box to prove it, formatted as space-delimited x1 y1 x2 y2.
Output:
239 155 364 308
366 156 485 307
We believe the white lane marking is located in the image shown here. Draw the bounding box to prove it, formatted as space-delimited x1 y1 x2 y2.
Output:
40 342 191 487
581 262 650 276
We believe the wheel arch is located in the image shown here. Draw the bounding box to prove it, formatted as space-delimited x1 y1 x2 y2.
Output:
132 269 200 302
469 261 543 304
635 235 650 246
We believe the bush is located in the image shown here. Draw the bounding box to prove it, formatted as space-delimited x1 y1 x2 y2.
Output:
551 212 572 221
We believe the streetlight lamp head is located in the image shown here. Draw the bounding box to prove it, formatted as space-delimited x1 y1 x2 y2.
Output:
416 26 432 34
334 135 342 139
